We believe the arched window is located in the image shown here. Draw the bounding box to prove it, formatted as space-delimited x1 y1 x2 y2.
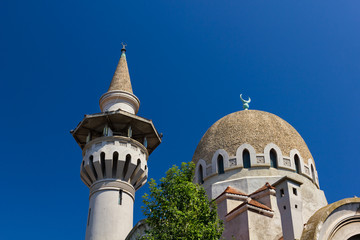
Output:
100 152 106 176
122 154 131 180
198 165 204 184
112 152 119 178
217 155 225 174
89 155 97 179
294 154 300 173
243 149 251 168
311 165 316 182
270 149 278 168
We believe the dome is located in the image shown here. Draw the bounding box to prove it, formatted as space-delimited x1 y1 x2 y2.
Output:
192 110 313 165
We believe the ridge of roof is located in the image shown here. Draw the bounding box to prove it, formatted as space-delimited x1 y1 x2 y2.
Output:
215 186 248 200
226 197 273 217
272 176 303 187
250 182 275 196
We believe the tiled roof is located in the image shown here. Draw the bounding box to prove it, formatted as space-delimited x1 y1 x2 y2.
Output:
250 182 275 196
247 199 272 211
226 197 273 216
216 186 247 200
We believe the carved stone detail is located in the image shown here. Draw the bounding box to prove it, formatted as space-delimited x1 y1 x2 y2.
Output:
304 166 310 174
257 156 265 164
283 158 291 167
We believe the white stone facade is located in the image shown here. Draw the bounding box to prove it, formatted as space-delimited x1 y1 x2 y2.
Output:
80 136 149 240
194 141 328 240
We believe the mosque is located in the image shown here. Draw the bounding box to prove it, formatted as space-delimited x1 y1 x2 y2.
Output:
71 46 360 240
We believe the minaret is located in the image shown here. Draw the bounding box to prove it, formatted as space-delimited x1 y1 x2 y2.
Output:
71 45 161 240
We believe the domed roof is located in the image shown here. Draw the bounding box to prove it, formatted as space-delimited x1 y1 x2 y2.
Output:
192 110 313 165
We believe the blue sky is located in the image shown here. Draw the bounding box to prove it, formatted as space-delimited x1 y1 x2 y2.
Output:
1 0 359 239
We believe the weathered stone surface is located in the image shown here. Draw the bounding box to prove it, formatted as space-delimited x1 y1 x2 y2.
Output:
193 110 313 165
108 53 133 93
301 197 360 240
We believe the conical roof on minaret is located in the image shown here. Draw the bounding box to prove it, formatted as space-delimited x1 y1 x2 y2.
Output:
107 45 133 93
99 44 140 114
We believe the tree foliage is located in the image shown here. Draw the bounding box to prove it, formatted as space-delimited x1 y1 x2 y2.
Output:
141 162 223 240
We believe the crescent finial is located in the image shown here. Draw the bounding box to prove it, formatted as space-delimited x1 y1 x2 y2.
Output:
240 94 251 110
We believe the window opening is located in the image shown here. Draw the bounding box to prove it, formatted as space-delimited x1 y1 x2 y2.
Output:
243 149 251 168
112 152 119 178
122 154 131 180
89 155 97 179
100 152 106 176
270 149 278 168
217 155 225 174
198 165 204 184
311 165 316 182
280 188 285 197
293 187 297 196
119 190 123 205
295 154 300 173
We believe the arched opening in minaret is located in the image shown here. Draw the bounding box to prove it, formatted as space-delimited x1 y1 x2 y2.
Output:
243 149 251 168
112 152 119 178
198 165 204 184
311 164 316 182
217 155 225 174
270 149 278 168
100 152 106 176
294 154 300 173
122 154 131 180
130 159 141 183
89 155 97 179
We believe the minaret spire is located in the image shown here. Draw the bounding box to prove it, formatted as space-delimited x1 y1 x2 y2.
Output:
99 44 140 114
108 43 133 93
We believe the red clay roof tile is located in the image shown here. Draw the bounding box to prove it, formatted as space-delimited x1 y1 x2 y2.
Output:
226 198 273 216
250 182 275 196
216 186 248 200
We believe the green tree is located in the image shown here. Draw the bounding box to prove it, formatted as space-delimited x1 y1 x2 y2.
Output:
141 162 223 240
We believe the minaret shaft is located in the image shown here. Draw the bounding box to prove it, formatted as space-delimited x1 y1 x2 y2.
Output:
86 180 135 240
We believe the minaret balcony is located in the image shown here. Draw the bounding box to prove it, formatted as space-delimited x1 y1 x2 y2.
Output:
71 109 161 155
80 135 148 190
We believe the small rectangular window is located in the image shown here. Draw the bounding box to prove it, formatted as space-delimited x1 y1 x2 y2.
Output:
280 189 285 197
293 188 297 196
119 190 123 205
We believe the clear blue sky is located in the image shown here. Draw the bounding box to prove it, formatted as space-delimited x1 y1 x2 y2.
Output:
1 0 359 239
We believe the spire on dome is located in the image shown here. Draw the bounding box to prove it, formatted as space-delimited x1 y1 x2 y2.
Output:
240 94 251 110
107 43 133 93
